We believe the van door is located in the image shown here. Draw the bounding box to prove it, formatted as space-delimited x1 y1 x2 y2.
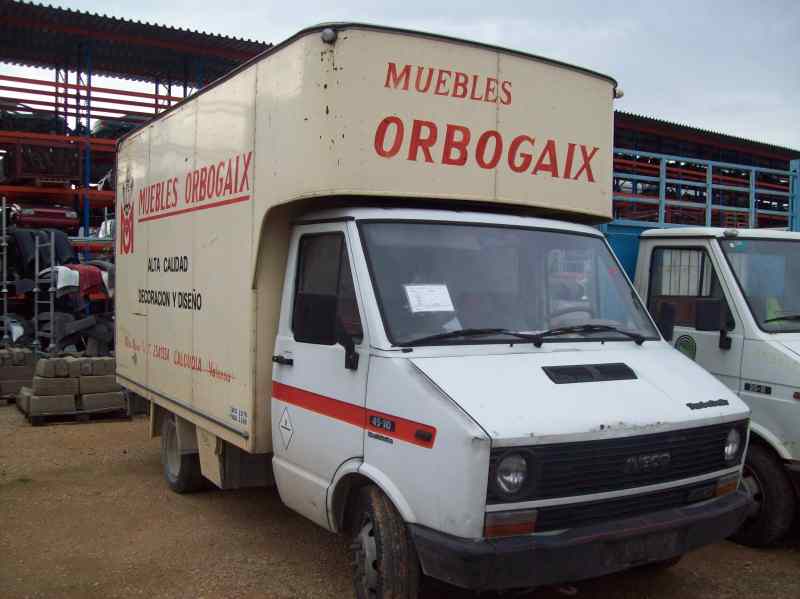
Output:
271 223 368 529
646 243 743 391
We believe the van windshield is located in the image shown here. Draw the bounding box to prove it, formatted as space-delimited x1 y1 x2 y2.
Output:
720 237 800 333
359 221 658 346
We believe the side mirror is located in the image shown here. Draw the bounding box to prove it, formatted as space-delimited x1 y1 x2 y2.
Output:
293 293 337 345
695 298 732 350
336 320 360 371
655 302 676 342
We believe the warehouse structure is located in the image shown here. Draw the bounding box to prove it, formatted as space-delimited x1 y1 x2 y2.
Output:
0 0 269 246
0 0 797 252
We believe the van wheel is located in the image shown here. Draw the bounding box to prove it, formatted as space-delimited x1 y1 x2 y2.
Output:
160 414 204 494
731 444 796 547
350 485 420 599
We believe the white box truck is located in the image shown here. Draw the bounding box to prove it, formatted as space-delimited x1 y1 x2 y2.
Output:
634 227 800 546
116 24 751 595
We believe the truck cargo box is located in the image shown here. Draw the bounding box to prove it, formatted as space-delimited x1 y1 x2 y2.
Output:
115 23 617 453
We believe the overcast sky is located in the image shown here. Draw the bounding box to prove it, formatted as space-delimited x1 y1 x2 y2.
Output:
35 1 800 148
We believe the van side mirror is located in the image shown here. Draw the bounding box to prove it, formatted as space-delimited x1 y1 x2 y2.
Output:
655 302 676 342
293 293 337 345
695 298 732 350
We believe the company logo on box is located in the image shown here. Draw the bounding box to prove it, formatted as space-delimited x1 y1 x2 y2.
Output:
119 172 135 255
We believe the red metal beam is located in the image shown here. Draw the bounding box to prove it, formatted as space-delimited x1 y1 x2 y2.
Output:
0 84 165 111
0 130 116 149
0 74 184 102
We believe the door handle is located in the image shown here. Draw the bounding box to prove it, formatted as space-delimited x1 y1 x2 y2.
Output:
272 355 294 366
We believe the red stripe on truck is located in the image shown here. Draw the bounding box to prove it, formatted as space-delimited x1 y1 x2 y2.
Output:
272 381 436 448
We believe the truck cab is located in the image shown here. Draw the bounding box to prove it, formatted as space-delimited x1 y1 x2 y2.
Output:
635 227 800 546
267 207 751 592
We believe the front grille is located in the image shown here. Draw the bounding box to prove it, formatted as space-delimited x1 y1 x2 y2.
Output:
487 420 747 504
535 480 718 532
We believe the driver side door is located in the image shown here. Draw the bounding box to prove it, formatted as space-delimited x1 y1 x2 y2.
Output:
647 244 743 391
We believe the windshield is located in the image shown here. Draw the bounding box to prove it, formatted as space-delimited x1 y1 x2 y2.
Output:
359 221 658 345
720 237 800 333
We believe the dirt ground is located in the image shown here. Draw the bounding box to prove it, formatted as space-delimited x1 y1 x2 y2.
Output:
1 403 798 599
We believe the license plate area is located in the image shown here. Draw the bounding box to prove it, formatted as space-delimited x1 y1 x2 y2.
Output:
605 530 682 568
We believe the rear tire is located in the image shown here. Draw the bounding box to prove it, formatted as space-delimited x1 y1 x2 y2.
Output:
160 414 204 494
350 485 420 599
731 443 796 547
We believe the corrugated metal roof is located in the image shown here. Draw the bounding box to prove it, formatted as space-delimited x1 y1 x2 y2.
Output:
0 0 271 83
615 110 800 159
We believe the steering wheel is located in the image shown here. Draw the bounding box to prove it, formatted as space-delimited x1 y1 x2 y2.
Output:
548 304 597 321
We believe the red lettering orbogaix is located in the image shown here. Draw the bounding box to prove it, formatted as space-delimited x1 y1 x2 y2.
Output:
384 62 512 106
373 116 600 183
184 151 253 205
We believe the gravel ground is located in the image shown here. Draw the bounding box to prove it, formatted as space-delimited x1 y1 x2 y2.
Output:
0 403 798 599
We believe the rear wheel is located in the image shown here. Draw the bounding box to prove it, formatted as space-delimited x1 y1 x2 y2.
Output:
731 443 796 547
350 485 420 599
160 414 204 494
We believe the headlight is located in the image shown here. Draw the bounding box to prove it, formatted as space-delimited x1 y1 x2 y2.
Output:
724 428 741 463
496 453 528 496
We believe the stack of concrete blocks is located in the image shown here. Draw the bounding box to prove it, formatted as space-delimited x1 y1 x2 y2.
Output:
0 348 36 399
18 356 125 418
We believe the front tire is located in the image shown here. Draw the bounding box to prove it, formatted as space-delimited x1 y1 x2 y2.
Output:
731 443 796 547
350 485 420 599
160 414 204 494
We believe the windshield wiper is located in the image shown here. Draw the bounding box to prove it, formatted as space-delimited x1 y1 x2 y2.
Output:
764 314 800 324
401 328 540 347
530 324 645 348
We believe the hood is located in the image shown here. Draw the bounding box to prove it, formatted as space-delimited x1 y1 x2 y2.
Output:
411 344 748 444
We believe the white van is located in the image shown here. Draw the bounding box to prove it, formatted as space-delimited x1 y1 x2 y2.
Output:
635 227 800 546
115 24 751 595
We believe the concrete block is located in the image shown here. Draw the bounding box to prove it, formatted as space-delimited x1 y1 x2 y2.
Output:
32 376 79 396
81 391 126 411
64 356 83 378
10 348 27 366
17 387 32 415
0 364 35 381
35 359 56 378
1 379 29 396
90 357 116 376
54 358 70 378
79 375 121 395
79 360 93 376
29 394 76 415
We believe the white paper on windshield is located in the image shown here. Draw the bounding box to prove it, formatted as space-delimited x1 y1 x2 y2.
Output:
404 284 455 313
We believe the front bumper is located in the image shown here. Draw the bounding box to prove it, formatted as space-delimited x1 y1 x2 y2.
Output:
410 489 751 591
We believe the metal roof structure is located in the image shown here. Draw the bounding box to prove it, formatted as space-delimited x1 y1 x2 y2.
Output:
0 0 271 84
615 110 800 162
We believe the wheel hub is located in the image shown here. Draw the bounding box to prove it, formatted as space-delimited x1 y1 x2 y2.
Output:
354 516 378 596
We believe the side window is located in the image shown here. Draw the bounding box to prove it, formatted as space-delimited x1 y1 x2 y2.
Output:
292 233 363 345
648 248 733 329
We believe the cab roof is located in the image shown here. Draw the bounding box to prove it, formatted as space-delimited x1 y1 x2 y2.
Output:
641 227 800 240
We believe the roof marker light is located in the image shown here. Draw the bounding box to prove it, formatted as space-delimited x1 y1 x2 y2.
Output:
321 28 338 44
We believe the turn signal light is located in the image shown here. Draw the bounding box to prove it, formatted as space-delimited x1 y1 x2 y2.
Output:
484 509 538 538
715 475 739 498
793 391 800 401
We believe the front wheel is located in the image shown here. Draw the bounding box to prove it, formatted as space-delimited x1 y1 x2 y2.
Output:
731 444 796 547
350 485 420 599
160 413 205 494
